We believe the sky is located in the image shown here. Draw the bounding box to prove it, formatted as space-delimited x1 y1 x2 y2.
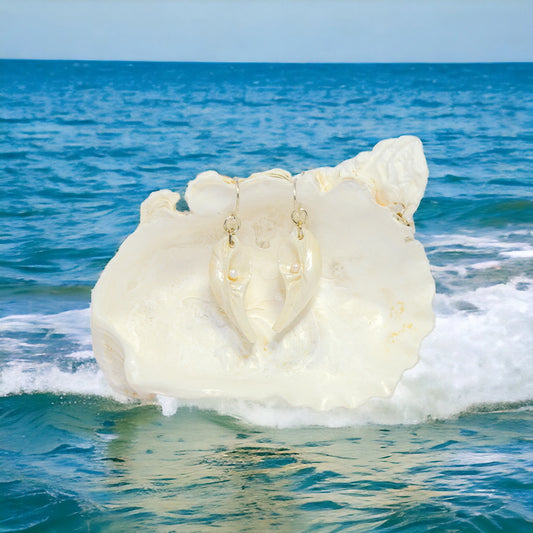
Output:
0 0 532 62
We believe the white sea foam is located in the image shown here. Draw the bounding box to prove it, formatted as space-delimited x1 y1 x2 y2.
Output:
1 279 532 427
468 260 502 270
358 279 533 423
0 307 117 399
423 231 533 251
0 360 113 397
423 233 533 296
0 308 92 346
500 250 533 258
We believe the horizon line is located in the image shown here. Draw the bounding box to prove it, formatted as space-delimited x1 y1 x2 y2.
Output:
2 58 532 65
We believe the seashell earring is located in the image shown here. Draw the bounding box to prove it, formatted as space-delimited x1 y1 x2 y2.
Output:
209 177 256 344
273 176 322 334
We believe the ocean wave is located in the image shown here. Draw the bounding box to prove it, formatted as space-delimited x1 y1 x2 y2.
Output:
1 279 531 427
423 229 533 249
0 308 92 346
421 230 533 293
0 360 114 398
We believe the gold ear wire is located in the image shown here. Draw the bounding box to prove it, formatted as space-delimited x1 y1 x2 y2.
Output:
291 176 308 240
223 177 241 247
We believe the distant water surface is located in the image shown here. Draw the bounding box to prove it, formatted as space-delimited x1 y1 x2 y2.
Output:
0 61 532 531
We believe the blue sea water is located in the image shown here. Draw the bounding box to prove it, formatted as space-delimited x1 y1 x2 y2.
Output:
0 60 532 531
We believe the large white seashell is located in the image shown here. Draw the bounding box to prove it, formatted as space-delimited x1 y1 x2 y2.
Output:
91 136 435 410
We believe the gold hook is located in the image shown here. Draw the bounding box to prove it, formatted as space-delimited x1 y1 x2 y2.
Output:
291 176 307 240
223 177 241 247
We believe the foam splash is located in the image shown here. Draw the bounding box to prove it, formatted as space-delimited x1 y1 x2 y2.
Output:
0 308 120 400
422 229 533 251
2 277 530 427
0 360 113 398
423 230 533 295
0 308 92 351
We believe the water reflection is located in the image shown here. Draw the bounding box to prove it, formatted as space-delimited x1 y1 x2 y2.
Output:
98 405 466 531
1 394 530 531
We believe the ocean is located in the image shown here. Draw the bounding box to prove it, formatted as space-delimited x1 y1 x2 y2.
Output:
0 60 532 531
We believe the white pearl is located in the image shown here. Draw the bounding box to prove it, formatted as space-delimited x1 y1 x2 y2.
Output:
228 268 238 281
290 262 300 274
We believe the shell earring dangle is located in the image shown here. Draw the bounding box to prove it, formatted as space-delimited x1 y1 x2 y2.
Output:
273 176 322 334
209 177 256 344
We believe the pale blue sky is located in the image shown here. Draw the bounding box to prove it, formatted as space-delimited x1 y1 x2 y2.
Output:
0 0 532 62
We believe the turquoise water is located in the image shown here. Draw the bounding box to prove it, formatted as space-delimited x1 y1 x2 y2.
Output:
1 61 532 531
